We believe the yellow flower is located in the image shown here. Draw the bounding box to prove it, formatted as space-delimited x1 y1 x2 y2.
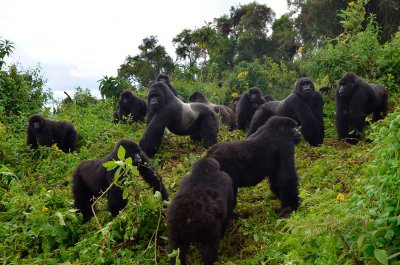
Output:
52 143 60 154
387 73 392 80
337 193 345 201
42 206 49 212
237 71 248 79
0 123 6 134
297 46 303 53
231 92 239 97
348 1 355 7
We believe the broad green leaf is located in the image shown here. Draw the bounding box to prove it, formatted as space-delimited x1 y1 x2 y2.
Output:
54 212 66 226
103 161 118 171
122 189 129 199
117 145 126 160
374 249 388 265
125 157 132 166
357 234 365 249
131 166 139 177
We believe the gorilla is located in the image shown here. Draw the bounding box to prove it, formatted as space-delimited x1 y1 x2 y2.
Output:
156 73 184 101
207 116 301 217
319 86 332 96
247 78 324 146
72 139 168 223
231 95 241 112
113 90 147 124
167 157 233 265
139 81 219 157
236 87 266 130
264 94 276 101
27 114 77 153
336 72 388 144
189 91 236 130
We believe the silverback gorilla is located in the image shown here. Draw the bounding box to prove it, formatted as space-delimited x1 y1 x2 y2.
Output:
72 139 168 223
27 114 77 153
207 116 301 217
236 87 266 130
189 91 236 130
248 78 324 146
139 81 219 157
167 157 233 265
113 90 147 124
336 72 388 144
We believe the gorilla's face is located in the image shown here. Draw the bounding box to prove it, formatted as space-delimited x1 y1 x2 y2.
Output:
121 91 134 104
248 88 262 104
148 82 169 113
118 140 142 166
29 115 45 132
296 78 315 98
267 117 302 144
337 79 355 98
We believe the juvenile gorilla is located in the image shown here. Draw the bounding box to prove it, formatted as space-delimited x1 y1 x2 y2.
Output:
113 90 147 124
189 91 236 130
207 116 301 217
156 73 184 101
167 157 233 265
139 81 219 157
27 114 77 153
231 95 241 112
248 78 324 146
72 139 168 223
236 87 266 130
336 72 388 144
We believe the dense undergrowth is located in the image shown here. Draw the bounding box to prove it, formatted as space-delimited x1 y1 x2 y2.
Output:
0 95 399 264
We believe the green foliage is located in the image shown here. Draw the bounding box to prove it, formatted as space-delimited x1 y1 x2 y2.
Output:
0 38 14 69
98 75 131 99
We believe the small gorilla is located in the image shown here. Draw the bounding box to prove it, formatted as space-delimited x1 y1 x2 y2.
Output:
336 72 388 144
167 157 234 265
156 73 184 101
27 114 77 153
113 90 147 124
189 91 236 130
207 116 301 217
264 94 276 101
72 139 168 223
139 81 219 157
247 78 324 146
236 87 266 130
319 86 331 96
231 95 241 112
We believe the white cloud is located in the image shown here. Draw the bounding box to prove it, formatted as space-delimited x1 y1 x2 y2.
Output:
0 0 289 99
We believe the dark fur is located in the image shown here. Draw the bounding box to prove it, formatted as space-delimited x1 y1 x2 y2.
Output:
248 78 324 146
167 158 233 265
113 90 147 124
140 82 219 157
231 95 241 112
27 114 77 153
156 73 184 101
207 116 301 217
72 139 168 223
189 91 236 130
236 88 266 130
336 72 388 144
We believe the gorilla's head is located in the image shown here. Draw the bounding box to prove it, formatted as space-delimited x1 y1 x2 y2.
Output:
295 78 315 98
248 87 264 104
156 73 172 86
251 116 302 144
337 72 358 98
191 157 220 175
116 139 142 166
148 81 173 113
188 91 208 104
28 114 45 132
120 90 134 104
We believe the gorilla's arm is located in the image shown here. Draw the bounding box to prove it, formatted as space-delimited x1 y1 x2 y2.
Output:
247 106 275 137
137 153 168 201
26 128 38 149
292 99 323 146
236 95 252 130
139 116 167 157
310 92 324 141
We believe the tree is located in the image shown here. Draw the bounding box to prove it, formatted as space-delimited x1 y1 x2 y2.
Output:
0 38 14 69
269 14 299 61
172 29 202 68
98 76 131 99
118 36 175 87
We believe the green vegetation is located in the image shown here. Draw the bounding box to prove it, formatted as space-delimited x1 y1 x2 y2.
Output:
1 0 399 264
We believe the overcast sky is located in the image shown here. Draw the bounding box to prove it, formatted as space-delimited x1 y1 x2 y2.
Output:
1 0 289 99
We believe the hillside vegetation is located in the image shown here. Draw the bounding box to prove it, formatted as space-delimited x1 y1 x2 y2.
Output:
1 0 400 264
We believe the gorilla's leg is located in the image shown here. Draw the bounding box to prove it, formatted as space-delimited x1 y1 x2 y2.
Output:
277 177 299 218
201 240 219 265
108 185 127 217
336 114 350 140
73 176 94 223
199 113 218 148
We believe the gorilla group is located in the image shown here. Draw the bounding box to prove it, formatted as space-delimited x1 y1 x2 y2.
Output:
167 157 233 265
248 78 324 147
72 139 168 223
113 90 147 124
189 91 236 130
27 114 77 153
207 116 301 218
336 72 388 144
139 81 219 157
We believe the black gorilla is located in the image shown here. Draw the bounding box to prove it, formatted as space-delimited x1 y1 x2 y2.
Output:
236 87 266 130
264 94 276 101
207 116 301 217
319 86 332 96
156 73 184 101
336 72 388 144
247 78 324 146
113 90 147 124
167 157 233 265
27 114 77 153
189 91 236 130
231 95 241 112
72 139 168 223
139 81 219 157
